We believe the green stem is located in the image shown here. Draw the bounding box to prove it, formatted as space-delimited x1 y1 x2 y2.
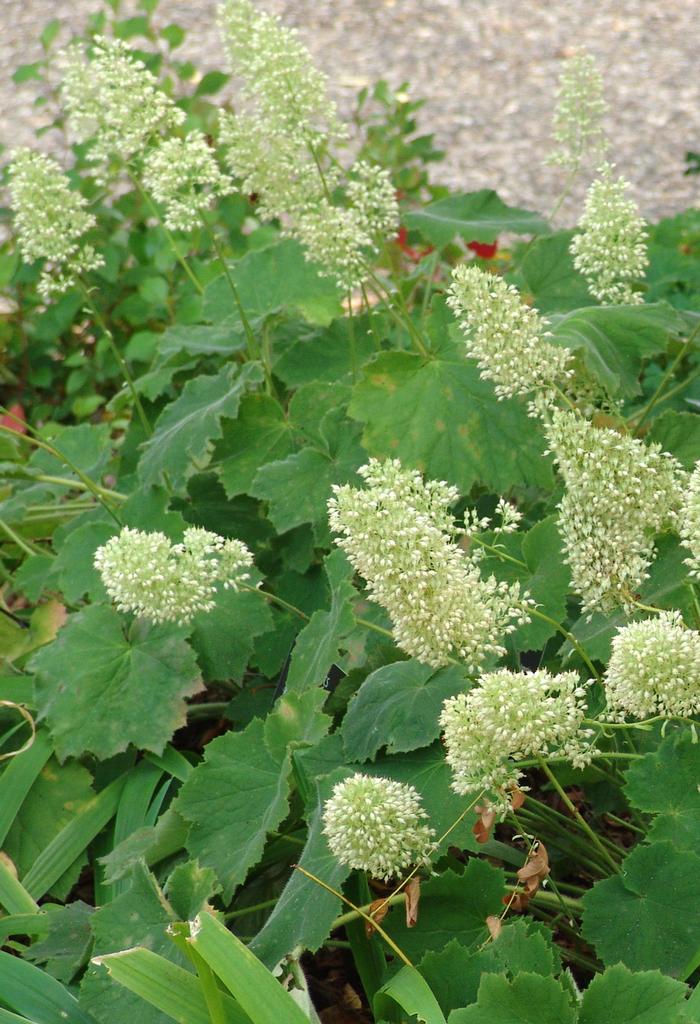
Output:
509 808 576 921
604 812 645 836
31 474 126 501
360 282 382 351
186 702 230 720
130 175 204 295
0 417 123 528
471 535 528 570
77 281 152 437
206 226 260 362
522 793 622 860
527 748 639 768
0 518 42 557
223 898 279 922
539 760 621 873
630 318 700 432
365 268 430 359
530 608 601 681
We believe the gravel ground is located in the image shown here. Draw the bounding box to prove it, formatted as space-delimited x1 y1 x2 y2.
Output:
1 0 699 223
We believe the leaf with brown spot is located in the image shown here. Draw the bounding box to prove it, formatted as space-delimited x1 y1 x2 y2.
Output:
486 914 502 940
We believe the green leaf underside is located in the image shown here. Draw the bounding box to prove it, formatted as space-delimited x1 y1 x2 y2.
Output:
405 190 548 247
138 362 263 490
549 303 683 399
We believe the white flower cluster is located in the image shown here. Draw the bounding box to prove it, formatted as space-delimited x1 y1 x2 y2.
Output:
143 132 234 231
8 148 104 300
328 459 531 668
605 612 700 719
547 51 608 170
322 773 435 881
60 36 184 176
448 265 571 401
679 460 700 578
94 526 254 624
217 0 397 290
545 409 685 616
440 669 592 805
295 162 399 291
570 165 648 305
217 0 343 220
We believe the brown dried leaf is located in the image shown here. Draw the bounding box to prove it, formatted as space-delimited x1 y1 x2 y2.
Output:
503 890 530 912
404 877 421 928
342 984 363 1011
517 841 550 896
486 914 503 940
510 786 526 811
365 898 390 938
473 804 496 844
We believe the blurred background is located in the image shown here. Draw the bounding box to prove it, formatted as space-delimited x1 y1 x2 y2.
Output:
1 0 698 221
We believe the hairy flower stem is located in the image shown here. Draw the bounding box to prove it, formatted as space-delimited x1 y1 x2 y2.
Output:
206 226 260 363
295 865 413 967
77 281 152 437
470 535 528 570
239 581 399 646
365 268 429 358
539 760 621 873
529 608 601 681
0 415 123 527
129 174 204 295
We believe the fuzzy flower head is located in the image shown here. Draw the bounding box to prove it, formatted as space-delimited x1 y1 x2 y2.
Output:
328 459 531 668
322 773 435 881
296 162 398 290
94 526 254 624
440 670 593 807
143 132 234 231
448 265 571 401
678 460 700 578
59 37 184 176
570 164 648 305
545 410 685 616
605 611 700 719
217 2 396 290
217 0 343 220
8 148 103 300
547 51 608 170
